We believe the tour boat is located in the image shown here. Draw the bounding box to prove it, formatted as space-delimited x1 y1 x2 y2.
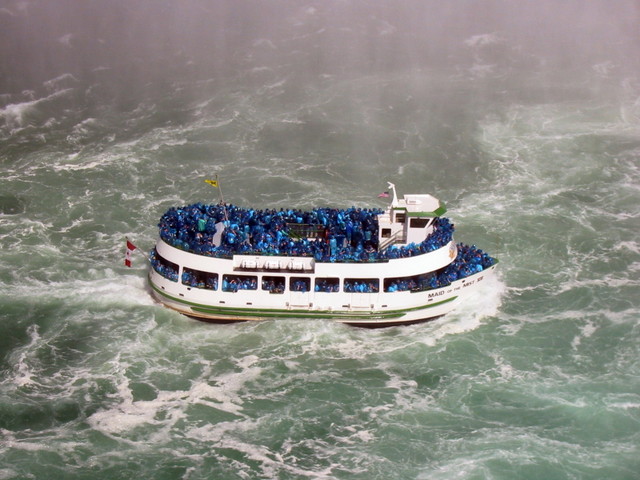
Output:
147 183 498 327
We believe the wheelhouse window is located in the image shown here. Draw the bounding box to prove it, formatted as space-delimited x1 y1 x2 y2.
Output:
315 277 340 293
150 248 179 282
409 217 430 228
222 274 257 292
262 276 285 294
384 273 434 292
182 267 218 290
290 277 311 292
344 278 379 293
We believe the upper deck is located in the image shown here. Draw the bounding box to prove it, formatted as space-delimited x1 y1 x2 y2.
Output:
157 194 453 264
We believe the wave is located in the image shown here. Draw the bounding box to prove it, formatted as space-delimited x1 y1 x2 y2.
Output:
0 88 75 131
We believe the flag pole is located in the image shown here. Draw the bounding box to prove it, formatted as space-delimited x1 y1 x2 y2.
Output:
125 237 150 267
215 174 228 221
216 174 225 205
204 175 228 220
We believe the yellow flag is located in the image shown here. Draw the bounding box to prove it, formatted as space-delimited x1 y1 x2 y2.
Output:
204 179 219 188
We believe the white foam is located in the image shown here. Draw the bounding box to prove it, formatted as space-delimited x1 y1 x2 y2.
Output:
340 426 375 444
57 33 74 47
186 427 336 479
0 100 39 130
413 272 506 347
468 63 496 78
9 325 40 387
43 73 78 91
464 33 502 48
87 373 159 435
0 428 84 455
148 137 187 151
616 241 640 255
0 88 74 131
606 399 640 410
571 320 597 350
87 352 264 440
6 273 156 310
252 39 276 50
282 273 506 367
593 61 616 77
0 7 16 17
50 147 139 172
377 19 396 36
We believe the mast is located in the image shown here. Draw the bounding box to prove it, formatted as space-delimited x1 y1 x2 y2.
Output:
215 174 228 221
387 182 399 207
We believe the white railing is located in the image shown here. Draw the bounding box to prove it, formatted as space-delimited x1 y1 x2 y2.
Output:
378 231 405 251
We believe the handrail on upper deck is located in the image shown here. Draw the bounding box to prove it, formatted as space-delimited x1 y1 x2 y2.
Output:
378 231 405 252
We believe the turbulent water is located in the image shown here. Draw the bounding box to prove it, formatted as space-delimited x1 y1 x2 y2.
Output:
1 1 639 479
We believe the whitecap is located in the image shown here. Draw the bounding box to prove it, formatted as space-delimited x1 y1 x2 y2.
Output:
0 88 74 130
414 271 506 347
43 73 78 91
252 39 276 50
468 63 496 78
87 374 249 439
593 61 616 77
8 325 41 388
0 100 38 130
464 33 503 48
0 7 16 17
57 33 74 47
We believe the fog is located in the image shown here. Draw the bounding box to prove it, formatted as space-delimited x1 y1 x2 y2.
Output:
2 0 638 97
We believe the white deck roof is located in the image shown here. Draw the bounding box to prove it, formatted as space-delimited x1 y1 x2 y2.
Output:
393 194 442 214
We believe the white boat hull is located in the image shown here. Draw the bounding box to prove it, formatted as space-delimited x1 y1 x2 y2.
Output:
148 240 497 327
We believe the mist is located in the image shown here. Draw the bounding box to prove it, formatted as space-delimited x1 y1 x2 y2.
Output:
1 0 639 187
2 0 638 96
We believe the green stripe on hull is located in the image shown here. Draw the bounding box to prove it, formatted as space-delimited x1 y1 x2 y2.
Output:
149 279 457 321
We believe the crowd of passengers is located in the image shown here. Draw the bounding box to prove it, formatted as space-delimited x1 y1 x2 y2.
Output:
157 202 459 262
188 274 217 290
222 276 257 292
149 249 179 282
382 243 495 291
151 242 495 294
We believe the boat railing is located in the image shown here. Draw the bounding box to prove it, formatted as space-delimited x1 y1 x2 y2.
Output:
286 223 327 240
378 231 405 252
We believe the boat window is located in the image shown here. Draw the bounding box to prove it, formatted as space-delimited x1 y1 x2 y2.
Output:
182 267 218 290
290 277 311 292
395 213 406 224
410 217 430 228
222 274 258 292
384 273 434 292
150 248 179 282
315 277 340 293
344 278 379 293
262 276 285 294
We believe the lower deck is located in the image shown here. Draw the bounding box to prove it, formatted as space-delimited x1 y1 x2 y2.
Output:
148 260 497 326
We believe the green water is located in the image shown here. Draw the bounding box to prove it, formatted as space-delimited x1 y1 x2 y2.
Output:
1 1 639 479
